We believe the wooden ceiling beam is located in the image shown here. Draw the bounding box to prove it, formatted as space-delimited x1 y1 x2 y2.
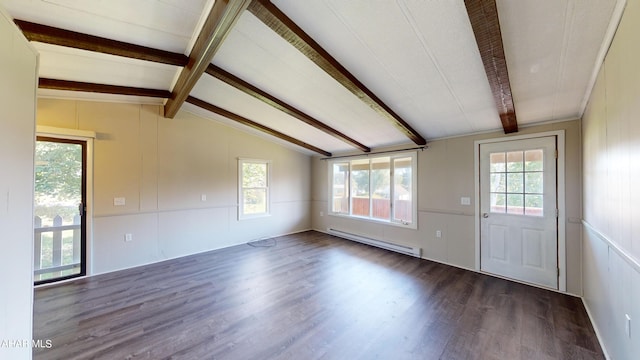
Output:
464 0 518 134
206 64 370 152
186 96 332 156
247 0 426 146
39 78 171 98
15 19 368 152
164 0 251 119
14 20 188 67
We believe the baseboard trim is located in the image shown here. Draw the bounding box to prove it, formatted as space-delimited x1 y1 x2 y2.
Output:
36 228 314 288
582 297 611 360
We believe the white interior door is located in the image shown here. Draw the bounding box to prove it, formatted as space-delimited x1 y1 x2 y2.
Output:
480 136 558 289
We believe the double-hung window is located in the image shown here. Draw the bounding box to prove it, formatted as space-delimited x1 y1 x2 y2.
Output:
239 159 270 219
329 152 417 228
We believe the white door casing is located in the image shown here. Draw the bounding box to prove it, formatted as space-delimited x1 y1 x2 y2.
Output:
479 136 558 289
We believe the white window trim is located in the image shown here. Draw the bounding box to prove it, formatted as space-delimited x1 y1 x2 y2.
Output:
327 151 417 229
238 158 271 220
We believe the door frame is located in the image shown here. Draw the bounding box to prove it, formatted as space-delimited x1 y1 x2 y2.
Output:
35 126 95 285
474 130 566 292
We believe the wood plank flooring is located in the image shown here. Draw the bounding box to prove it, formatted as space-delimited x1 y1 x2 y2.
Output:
33 231 603 359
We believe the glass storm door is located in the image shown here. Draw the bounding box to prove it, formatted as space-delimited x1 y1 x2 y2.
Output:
479 136 558 289
34 137 86 284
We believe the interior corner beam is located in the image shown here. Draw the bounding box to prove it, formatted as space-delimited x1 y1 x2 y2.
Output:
14 20 188 67
186 96 332 157
164 0 251 119
206 64 370 152
464 0 518 134
247 0 426 146
39 78 171 98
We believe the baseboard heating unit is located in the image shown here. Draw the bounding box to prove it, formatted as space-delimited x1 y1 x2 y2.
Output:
327 228 422 258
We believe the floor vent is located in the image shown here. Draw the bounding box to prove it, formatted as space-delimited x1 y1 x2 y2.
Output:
327 228 421 258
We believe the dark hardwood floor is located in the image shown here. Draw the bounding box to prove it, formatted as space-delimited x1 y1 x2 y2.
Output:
33 231 603 360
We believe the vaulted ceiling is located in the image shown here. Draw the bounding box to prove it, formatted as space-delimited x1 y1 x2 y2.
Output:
1 0 623 156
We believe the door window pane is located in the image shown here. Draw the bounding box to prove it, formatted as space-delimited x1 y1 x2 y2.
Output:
491 193 506 213
507 194 524 214
490 173 506 192
506 151 524 172
525 195 544 216
490 152 506 172
489 149 546 217
525 172 544 193
507 173 524 193
525 149 544 171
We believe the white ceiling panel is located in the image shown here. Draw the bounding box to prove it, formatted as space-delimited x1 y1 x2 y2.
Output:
270 0 501 139
34 43 178 89
0 0 625 154
0 0 211 53
213 12 409 148
498 0 619 124
190 75 354 153
181 103 317 156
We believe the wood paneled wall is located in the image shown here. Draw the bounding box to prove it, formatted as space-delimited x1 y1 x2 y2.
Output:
312 119 583 295
36 99 312 275
0 7 39 359
582 0 640 358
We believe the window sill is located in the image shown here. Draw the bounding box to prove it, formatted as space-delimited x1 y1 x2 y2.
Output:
239 213 272 221
327 213 417 230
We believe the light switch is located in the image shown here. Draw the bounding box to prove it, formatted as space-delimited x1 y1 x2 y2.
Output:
461 197 471 206
201 194 207 202
124 233 133 242
114 197 126 206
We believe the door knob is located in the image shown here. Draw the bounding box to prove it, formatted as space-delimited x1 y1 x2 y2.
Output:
483 213 489 218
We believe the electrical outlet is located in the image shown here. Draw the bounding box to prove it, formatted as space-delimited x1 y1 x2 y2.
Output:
461 197 471 206
320 211 324 217
436 230 442 238
201 194 207 202
124 233 133 242
114 197 126 206
626 314 631 338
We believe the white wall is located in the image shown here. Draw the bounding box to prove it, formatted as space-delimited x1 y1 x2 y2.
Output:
0 7 38 360
312 120 583 295
582 0 640 358
37 100 312 275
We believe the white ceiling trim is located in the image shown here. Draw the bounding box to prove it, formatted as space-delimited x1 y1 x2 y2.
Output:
578 0 628 117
